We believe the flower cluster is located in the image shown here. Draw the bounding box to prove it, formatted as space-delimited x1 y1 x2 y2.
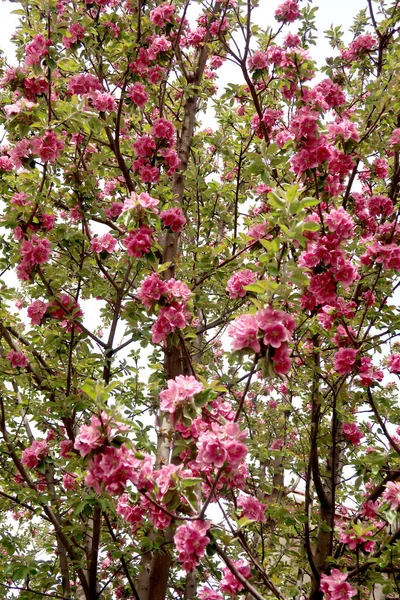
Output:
320 569 356 600
174 520 210 572
228 307 295 375
226 269 257 299
6 350 29 369
17 235 52 281
160 375 204 419
137 273 191 310
21 440 49 468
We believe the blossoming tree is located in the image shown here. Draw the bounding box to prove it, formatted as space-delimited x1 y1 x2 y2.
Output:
1 0 400 598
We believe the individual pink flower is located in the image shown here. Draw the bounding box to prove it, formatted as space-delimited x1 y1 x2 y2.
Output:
382 481 400 510
333 348 358 375
262 322 290 348
220 560 251 596
160 207 187 232
237 494 266 522
389 128 400 147
60 439 73 458
122 226 153 257
227 314 260 353
360 500 380 519
62 22 85 48
325 208 355 239
92 91 115 112
320 569 356 600
152 117 175 141
342 422 363 446
226 270 256 299
6 350 29 369
198 588 223 600
127 82 148 108
151 303 190 344
86 445 136 495
74 413 110 457
117 494 144 524
388 354 400 373
21 440 49 468
63 473 77 490
27 300 49 326
165 279 191 303
137 273 168 309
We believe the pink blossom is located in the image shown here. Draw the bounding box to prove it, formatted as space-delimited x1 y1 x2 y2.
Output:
388 354 400 373
27 299 49 325
63 473 77 490
62 22 85 48
320 569 356 600
237 494 266 522
150 4 175 27
262 322 290 348
4 98 37 118
342 423 363 446
174 520 210 572
68 74 102 96
220 560 251 596
0 156 14 171
60 440 73 458
160 376 204 415
122 226 153 257
74 413 109 457
147 35 171 60
198 588 223 600
90 233 117 253
226 270 256 299
151 303 191 344
32 131 64 163
92 91 115 112
360 500 380 519
6 350 29 369
333 348 357 375
21 440 49 468
127 82 148 109
325 208 355 239
25 34 50 67
382 481 400 510
50 293 83 323
152 117 175 141
137 273 168 309
368 195 393 218
160 207 187 232
248 51 268 71
86 445 136 495
389 128 400 147
117 494 144 527
133 135 156 158
227 314 260 353
165 279 191 303
196 422 247 470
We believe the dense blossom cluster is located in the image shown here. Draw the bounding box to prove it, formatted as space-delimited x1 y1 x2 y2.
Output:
228 307 295 374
